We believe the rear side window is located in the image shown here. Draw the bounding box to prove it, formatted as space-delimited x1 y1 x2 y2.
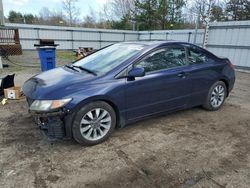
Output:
135 46 187 73
186 45 216 65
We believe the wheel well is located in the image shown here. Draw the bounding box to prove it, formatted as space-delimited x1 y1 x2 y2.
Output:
96 99 121 128
219 79 229 96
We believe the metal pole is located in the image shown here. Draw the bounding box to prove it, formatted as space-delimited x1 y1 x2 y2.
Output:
0 0 4 26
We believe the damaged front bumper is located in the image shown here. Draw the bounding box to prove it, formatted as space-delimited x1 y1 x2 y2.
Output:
30 109 73 140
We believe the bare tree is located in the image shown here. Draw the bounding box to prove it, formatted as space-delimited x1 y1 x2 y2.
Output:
99 0 135 20
82 7 97 28
188 0 226 24
39 7 66 26
39 7 53 20
110 0 135 19
100 3 115 21
62 0 79 26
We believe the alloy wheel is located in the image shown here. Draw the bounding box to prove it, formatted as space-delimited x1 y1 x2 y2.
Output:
80 108 112 141
210 85 225 108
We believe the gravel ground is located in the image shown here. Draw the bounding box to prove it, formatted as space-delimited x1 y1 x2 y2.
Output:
0 52 250 188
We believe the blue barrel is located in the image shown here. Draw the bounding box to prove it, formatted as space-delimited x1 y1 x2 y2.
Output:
37 47 56 71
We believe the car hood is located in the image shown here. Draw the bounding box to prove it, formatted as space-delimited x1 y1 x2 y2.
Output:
22 67 96 100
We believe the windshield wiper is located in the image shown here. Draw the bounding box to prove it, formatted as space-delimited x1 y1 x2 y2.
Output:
65 64 80 72
72 65 97 76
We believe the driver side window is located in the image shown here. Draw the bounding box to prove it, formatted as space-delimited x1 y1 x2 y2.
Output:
135 46 187 73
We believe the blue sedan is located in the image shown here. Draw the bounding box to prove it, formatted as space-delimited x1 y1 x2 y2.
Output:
23 41 235 145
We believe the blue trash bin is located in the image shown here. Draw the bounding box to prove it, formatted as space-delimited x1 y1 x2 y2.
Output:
37 47 56 71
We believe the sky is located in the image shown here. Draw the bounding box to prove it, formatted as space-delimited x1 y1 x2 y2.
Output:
2 0 109 17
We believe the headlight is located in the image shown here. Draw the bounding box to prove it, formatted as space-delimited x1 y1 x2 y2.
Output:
30 98 72 111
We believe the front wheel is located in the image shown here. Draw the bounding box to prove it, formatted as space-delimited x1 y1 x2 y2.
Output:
203 81 227 111
72 101 116 145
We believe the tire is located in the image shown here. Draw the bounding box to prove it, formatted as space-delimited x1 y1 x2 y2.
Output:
203 81 227 111
72 101 116 146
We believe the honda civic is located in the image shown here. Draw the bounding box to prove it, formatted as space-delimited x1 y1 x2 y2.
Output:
22 41 235 145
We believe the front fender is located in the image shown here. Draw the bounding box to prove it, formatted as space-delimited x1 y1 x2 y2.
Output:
67 95 120 113
64 94 126 139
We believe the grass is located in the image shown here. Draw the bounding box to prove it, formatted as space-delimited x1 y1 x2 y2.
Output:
56 51 77 66
0 51 77 73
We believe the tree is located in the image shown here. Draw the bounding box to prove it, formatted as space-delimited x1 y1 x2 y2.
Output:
168 0 185 23
226 0 249 20
134 0 159 30
157 0 170 29
82 7 97 28
62 0 80 26
109 0 135 19
245 0 250 19
111 14 133 29
8 11 24 23
133 0 186 30
39 7 52 20
211 4 225 21
39 7 66 26
156 0 185 29
24 14 35 24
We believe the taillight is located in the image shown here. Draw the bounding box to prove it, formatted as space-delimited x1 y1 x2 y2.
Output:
229 61 235 69
227 59 235 69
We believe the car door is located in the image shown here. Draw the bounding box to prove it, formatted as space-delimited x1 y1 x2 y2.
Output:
125 45 192 121
184 44 221 106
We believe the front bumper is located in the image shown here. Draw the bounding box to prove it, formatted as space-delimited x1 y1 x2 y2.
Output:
27 97 74 140
31 110 67 139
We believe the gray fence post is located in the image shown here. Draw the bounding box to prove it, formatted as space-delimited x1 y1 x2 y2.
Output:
188 32 191 43
71 30 74 50
35 28 40 44
138 32 140 41
99 31 102 49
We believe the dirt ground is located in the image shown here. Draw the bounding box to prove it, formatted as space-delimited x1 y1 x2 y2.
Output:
0 52 250 188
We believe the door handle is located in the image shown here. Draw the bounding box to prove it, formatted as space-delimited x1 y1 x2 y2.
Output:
177 72 189 78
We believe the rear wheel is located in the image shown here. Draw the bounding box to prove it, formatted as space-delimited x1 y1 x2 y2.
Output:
72 101 116 145
203 81 227 111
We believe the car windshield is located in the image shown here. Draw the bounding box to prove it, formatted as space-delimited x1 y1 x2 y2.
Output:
73 43 145 74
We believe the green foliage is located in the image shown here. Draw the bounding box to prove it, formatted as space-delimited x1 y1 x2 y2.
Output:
211 5 226 21
134 0 185 30
5 0 250 30
134 0 159 30
226 0 250 21
111 15 133 30
8 11 37 24
24 14 36 24
8 11 24 23
168 0 185 23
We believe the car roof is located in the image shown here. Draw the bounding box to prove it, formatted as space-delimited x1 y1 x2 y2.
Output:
120 41 217 58
121 40 193 48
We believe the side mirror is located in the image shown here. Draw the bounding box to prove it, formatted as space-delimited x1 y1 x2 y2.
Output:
127 67 145 78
